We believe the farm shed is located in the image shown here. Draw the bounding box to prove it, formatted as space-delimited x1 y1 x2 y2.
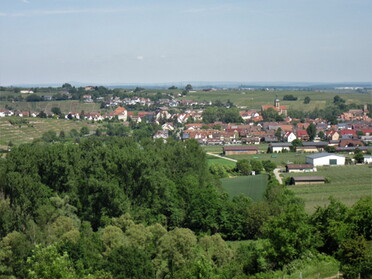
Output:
291 176 325 185
296 146 318 153
286 164 315 173
306 153 345 166
302 142 328 151
223 146 258 155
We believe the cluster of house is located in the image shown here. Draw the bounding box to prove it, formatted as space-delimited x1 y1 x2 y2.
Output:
106 96 154 107
0 110 40 118
339 105 370 121
182 119 372 148
104 96 213 108
1 95 371 149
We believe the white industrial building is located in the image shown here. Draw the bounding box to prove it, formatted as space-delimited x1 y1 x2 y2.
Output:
305 153 346 166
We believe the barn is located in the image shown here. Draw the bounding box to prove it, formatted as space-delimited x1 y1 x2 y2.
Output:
223 146 259 155
305 153 345 166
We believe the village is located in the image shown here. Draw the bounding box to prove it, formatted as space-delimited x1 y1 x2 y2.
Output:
1 92 371 150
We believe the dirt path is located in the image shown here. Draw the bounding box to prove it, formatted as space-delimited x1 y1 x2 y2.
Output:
273 168 283 184
206 152 237 162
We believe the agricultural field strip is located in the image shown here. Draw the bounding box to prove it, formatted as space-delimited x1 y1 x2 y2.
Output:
283 165 372 213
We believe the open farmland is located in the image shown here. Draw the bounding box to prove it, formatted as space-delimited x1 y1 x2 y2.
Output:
0 117 100 146
221 174 268 201
282 165 372 213
0 100 100 114
227 152 307 166
185 89 372 111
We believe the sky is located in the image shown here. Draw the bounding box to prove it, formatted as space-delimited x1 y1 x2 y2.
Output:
1 0 372 86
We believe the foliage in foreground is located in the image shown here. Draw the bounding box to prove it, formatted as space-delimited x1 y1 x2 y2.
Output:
0 137 370 278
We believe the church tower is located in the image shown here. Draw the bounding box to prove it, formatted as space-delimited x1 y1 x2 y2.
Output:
363 104 368 116
274 96 280 109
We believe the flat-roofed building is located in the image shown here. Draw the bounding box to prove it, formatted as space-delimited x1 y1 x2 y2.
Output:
306 153 345 166
286 164 315 173
291 176 325 185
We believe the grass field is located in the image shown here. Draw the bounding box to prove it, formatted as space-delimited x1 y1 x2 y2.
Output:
0 100 100 114
207 156 236 167
185 90 372 111
221 175 268 201
282 165 372 213
227 152 307 166
0 117 100 146
201 145 224 154
202 144 269 154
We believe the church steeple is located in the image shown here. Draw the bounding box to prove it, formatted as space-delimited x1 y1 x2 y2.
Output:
274 95 280 109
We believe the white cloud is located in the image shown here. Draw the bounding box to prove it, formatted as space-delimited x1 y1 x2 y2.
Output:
136 56 144 61
21 0 30 3
0 12 7 16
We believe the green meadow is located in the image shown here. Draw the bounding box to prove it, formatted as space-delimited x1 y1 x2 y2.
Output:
207 156 236 167
221 174 269 201
227 152 307 167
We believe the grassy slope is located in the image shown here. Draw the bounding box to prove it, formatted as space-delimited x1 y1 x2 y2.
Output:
185 90 372 110
221 175 268 201
0 117 100 145
282 165 372 213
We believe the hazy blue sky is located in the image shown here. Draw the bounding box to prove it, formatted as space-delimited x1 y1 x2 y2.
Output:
1 0 371 85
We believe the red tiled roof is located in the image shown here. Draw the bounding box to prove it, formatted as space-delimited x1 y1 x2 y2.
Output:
297 130 308 137
339 129 357 135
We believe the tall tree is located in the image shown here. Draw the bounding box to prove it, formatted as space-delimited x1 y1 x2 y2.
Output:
306 123 317 141
263 203 320 268
185 84 193 91
26 245 77 279
303 96 311 104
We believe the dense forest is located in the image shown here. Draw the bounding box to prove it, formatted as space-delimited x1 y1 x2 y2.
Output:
0 137 371 278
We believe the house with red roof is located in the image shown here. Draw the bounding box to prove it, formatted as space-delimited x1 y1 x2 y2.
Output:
326 131 340 141
339 129 357 138
296 130 309 141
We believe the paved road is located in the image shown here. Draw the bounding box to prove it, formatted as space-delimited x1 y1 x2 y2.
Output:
273 168 283 184
206 152 237 162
